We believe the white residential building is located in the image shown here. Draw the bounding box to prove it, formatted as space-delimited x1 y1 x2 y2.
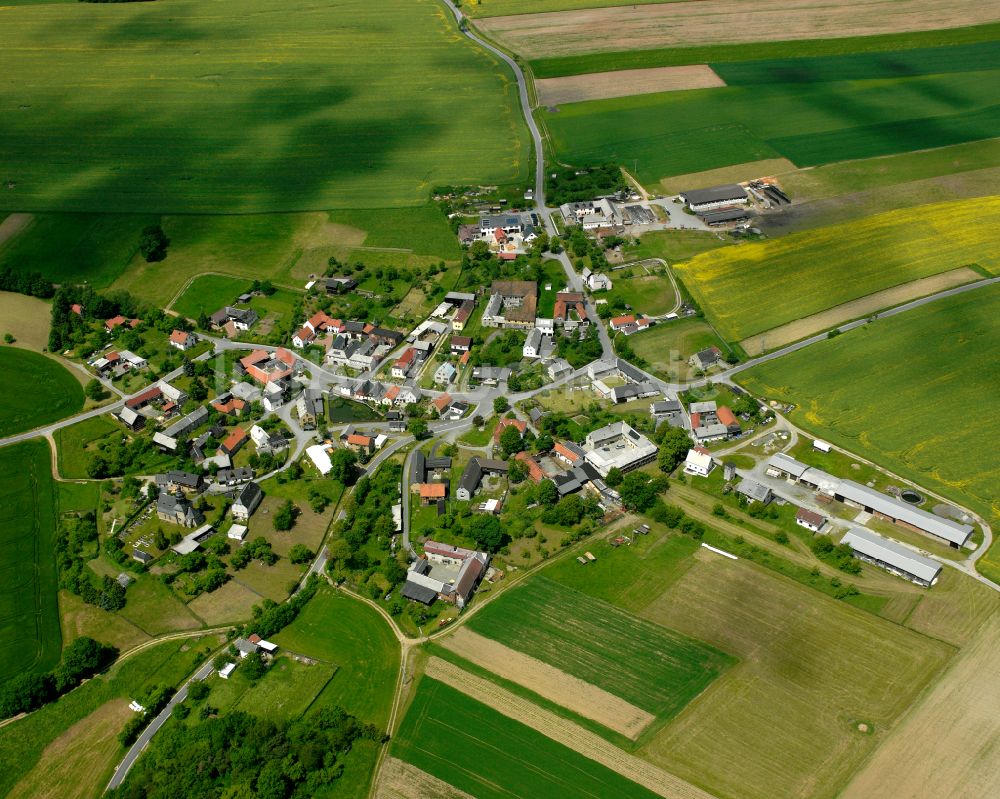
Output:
684 447 714 477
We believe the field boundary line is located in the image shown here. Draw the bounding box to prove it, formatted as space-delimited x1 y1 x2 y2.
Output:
423 656 718 799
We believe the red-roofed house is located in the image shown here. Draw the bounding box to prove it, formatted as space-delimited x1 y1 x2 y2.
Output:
169 330 196 351
346 433 374 453
514 451 545 483
493 417 526 445
717 406 741 435
125 385 162 410
610 314 636 331
553 441 582 464
212 397 246 417
218 427 248 456
384 385 400 404
240 349 294 384
417 483 447 503
104 315 127 332
70 304 83 316
459 350 471 366
392 348 417 379
432 393 453 416
292 325 316 348
690 412 701 429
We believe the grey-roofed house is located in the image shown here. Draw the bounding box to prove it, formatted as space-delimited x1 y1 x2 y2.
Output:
471 366 509 385
232 482 263 521
116 407 145 431
736 478 772 505
155 470 204 492
650 399 682 424
841 528 941 587
411 449 426 484
216 467 254 487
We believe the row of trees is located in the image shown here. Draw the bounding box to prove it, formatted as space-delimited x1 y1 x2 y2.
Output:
0 637 118 720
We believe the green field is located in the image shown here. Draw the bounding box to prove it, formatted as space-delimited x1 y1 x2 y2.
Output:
541 40 1000 185
673 197 1000 341
467 577 735 720
170 274 253 319
54 415 176 479
624 318 728 381
639 554 954 799
529 22 1000 78
273 587 399 727
0 213 154 288
735 283 1000 580
229 657 337 721
392 677 661 799
0 441 62 680
328 205 463 258
1 0 528 213
0 349 84 437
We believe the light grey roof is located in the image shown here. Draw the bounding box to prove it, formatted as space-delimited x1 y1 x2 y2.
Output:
840 528 941 584
681 184 748 206
651 400 682 414
694 423 728 440
737 478 772 502
766 453 811 479
615 358 646 383
836 480 972 546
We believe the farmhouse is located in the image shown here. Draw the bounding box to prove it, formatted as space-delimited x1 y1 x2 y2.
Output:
456 457 508 501
522 327 543 359
689 346 723 371
210 306 259 331
796 507 827 532
547 358 573 381
154 470 203 493
416 482 448 504
240 348 295 385
481 281 537 329
115 407 145 430
218 427 248 457
169 330 197 351
325 276 358 295
841 528 941 587
154 406 209 452
212 394 246 417
450 336 472 355
680 184 749 213
583 422 657 477
105 315 141 332
559 199 618 229
216 467 253 487
553 291 589 329
582 267 612 292
684 447 714 477
608 381 658 404
401 541 490 609
452 300 475 331
765 454 973 547
472 365 509 385
231 481 263 520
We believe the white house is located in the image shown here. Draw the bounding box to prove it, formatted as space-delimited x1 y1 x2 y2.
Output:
169 330 197 351
232 482 263 521
582 267 613 292
683 447 714 477
434 362 457 385
523 327 543 359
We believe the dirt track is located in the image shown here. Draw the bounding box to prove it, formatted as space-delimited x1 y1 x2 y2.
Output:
536 64 724 106
425 657 717 799
374 757 477 799
478 0 998 58
441 627 655 738
840 613 1000 799
739 267 980 354
0 213 32 248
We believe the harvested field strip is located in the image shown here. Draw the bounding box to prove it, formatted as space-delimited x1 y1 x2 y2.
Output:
479 0 1000 60
441 627 654 739
374 757 476 799
0 214 33 248
674 197 1000 341
467 577 735 720
841 613 1000 799
536 65 724 106
739 266 982 354
423 658 715 799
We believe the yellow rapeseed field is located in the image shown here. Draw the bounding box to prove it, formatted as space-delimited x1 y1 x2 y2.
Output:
675 196 1000 340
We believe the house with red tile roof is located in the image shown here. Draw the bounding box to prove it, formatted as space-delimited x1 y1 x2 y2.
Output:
218 427 248 457
493 417 526 445
432 393 453 416
514 451 545 483
169 330 196 351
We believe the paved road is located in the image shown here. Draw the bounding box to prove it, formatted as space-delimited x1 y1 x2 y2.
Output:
107 658 215 790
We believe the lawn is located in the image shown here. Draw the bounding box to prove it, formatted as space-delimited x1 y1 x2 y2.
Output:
734 283 1000 582
328 398 381 423
328 205 463 258
231 656 338 721
540 43 1000 186
0 213 154 287
628 318 728 381
674 197 1000 341
392 677 662 799
604 272 677 316
639 554 954 799
272 586 400 728
0 440 62 680
54 415 176 479
0 291 54 351
0 348 84 437
625 229 728 264
0 0 528 213
467 577 735 721
0 635 221 799
169 274 254 319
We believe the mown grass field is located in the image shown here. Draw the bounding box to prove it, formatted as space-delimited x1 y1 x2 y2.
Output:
465 0 673 19
735 283 1000 581
0 0 528 213
0 440 62 680
626 318 728 381
273 586 399 727
0 348 84 437
541 40 1000 185
392 677 662 799
0 634 222 799
639 554 954 799
673 197 1000 341
467 577 735 721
